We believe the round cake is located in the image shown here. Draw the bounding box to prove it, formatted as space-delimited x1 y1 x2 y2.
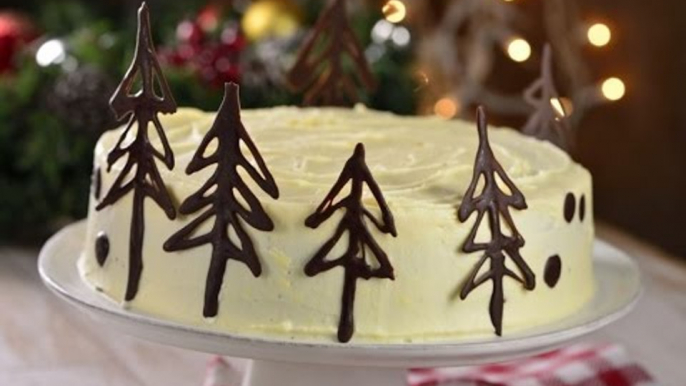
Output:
79 106 594 343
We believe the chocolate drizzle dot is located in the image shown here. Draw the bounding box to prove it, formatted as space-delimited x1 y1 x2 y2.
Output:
93 167 102 200
304 143 397 343
564 193 576 223
164 83 279 318
456 107 536 337
95 2 177 301
286 0 377 106
579 195 586 222
544 255 562 288
95 232 110 267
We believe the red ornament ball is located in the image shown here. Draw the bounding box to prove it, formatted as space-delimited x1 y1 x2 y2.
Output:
0 12 38 74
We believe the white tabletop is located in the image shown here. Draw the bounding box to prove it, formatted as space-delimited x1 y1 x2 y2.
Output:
1 223 685 386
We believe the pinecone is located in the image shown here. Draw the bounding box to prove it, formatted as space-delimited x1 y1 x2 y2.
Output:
47 66 118 136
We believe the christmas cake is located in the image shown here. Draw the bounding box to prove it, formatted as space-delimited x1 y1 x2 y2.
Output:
80 101 594 343
77 2 595 344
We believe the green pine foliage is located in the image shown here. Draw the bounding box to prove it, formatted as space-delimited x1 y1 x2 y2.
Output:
0 0 417 243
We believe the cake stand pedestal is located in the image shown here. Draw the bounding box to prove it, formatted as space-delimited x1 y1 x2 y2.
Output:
38 222 641 386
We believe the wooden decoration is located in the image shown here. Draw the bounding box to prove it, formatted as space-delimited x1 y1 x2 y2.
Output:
521 44 573 151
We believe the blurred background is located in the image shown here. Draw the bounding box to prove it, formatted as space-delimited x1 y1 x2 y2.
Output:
0 0 683 258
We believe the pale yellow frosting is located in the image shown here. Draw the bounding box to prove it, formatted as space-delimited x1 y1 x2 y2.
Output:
80 106 595 343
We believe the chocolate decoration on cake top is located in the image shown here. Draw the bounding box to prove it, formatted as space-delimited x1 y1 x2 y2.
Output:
304 143 397 343
95 2 177 301
164 83 279 318
564 192 576 223
457 106 536 336
544 254 562 288
521 45 573 151
286 0 377 106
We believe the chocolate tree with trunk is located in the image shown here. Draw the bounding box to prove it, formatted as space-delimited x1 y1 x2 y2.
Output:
304 143 397 343
96 3 177 301
286 0 376 106
457 106 536 336
164 83 279 318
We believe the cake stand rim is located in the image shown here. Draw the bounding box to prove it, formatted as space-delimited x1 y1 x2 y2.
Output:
38 221 642 367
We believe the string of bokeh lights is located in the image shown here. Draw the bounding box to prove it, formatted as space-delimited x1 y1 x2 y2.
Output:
34 0 625 119
379 0 626 119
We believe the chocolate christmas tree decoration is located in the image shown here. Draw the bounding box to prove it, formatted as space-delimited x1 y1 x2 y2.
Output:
457 106 536 336
286 0 377 106
96 2 178 301
521 45 572 151
164 83 279 318
304 143 397 343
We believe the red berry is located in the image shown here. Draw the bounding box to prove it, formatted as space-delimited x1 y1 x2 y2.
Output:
176 20 205 47
221 25 246 50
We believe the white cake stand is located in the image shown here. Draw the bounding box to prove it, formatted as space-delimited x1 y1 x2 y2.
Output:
39 222 641 386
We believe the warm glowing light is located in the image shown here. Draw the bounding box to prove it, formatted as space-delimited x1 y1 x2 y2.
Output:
549 97 574 119
434 97 460 119
383 0 407 24
507 38 531 63
391 26 411 47
36 39 66 67
601 77 626 101
588 23 611 47
416 70 429 85
413 70 430 91
371 20 394 44
550 98 566 118
560 97 574 116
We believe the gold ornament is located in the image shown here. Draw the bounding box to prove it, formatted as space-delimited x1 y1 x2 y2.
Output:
242 0 302 41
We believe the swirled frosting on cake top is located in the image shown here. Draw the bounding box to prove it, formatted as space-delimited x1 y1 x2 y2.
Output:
96 106 572 207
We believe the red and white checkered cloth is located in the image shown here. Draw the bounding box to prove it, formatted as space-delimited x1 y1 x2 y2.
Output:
203 343 659 386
